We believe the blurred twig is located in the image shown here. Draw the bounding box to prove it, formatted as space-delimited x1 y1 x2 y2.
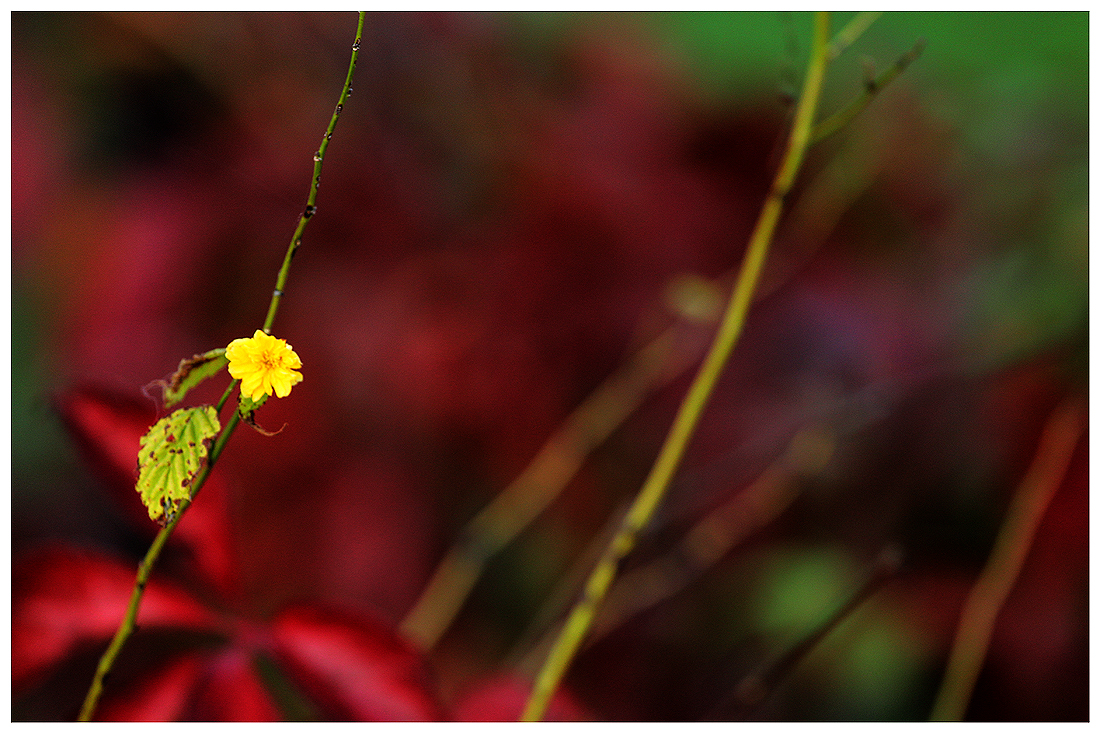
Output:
512 424 836 673
400 129 883 652
401 5 919 677
826 12 882 61
930 395 1085 721
717 545 904 720
811 38 926 146
593 425 836 643
519 13 834 721
757 124 882 299
399 324 695 649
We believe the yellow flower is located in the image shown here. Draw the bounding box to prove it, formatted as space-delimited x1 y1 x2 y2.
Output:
226 330 303 401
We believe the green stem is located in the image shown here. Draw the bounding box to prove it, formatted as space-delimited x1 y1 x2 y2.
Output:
826 12 881 61
519 12 834 722
263 12 365 335
810 38 925 146
77 410 242 722
216 379 239 412
76 12 366 721
401 12 916 656
400 325 687 650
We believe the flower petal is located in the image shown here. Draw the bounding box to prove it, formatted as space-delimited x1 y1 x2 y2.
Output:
225 331 302 400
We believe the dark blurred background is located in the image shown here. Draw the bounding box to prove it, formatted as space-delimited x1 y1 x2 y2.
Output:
12 12 1087 721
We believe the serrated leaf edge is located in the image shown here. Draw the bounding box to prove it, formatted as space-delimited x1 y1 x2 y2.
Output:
149 349 229 408
136 405 221 526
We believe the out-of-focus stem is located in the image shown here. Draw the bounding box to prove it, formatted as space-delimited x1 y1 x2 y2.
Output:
520 13 833 722
404 4 919 673
826 12 881 61
593 425 835 643
810 38 925 146
511 424 835 674
930 395 1085 721
400 324 693 649
723 545 903 720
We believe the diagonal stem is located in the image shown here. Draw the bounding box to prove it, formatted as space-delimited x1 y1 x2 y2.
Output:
77 408 241 721
810 38 925 146
400 324 690 649
76 13 366 721
401 13 913 650
519 12 834 722
263 12 365 335
930 395 1084 721
401 95 892 651
826 12 881 61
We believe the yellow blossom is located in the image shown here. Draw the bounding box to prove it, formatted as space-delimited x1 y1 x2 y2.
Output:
226 330 303 401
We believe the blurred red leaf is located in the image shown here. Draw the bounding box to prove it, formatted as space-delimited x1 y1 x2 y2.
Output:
56 386 237 595
452 674 591 722
271 605 444 721
55 386 157 508
11 546 219 693
95 645 283 722
184 646 283 722
96 654 201 722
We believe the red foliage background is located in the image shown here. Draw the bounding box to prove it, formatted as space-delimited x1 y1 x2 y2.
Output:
12 13 1086 721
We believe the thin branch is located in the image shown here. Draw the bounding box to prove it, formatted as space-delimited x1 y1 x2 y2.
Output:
76 13 366 721
519 12 834 722
77 409 242 721
826 12 882 61
930 395 1085 721
403 9 919 669
509 424 832 676
400 97 889 652
810 38 926 146
216 378 240 412
399 323 694 649
592 425 835 644
719 546 903 720
262 12 365 335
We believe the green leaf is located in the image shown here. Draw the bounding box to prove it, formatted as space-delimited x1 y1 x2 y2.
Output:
158 349 228 408
136 406 220 525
